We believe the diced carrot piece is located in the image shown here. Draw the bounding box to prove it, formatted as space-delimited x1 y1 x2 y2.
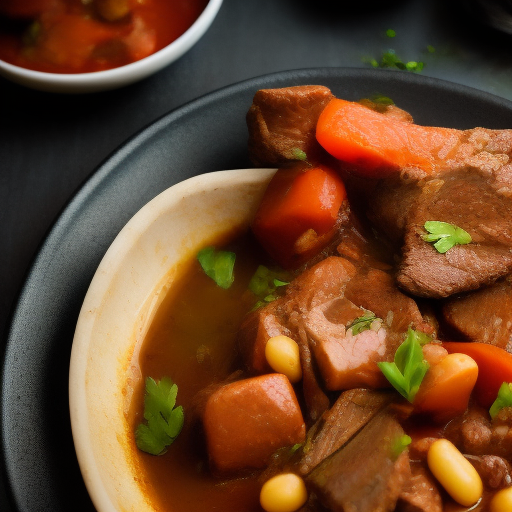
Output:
316 98 460 177
203 374 305 473
414 352 478 422
252 163 347 269
443 342 512 408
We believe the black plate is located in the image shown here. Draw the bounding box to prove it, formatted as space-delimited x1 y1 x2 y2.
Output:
3 68 512 512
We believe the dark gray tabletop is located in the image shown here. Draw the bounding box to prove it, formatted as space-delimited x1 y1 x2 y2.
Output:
2 0 512 511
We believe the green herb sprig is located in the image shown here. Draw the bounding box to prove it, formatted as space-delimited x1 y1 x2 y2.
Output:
365 50 424 73
290 147 307 161
490 382 512 419
249 265 289 309
422 221 472 254
347 312 381 335
377 328 431 403
197 246 236 289
135 377 184 455
391 434 412 459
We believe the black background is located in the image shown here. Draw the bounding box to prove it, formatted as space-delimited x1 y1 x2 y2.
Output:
3 0 512 510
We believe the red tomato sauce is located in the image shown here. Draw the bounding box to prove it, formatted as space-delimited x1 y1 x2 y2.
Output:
0 0 209 73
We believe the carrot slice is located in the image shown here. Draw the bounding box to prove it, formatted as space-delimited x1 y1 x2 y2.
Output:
252 164 347 269
316 98 460 177
443 342 512 408
414 352 478 422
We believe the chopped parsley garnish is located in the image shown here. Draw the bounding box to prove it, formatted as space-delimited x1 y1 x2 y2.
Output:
347 312 381 335
249 265 289 309
391 434 412 459
369 94 394 106
377 328 431 403
422 221 472 254
135 377 184 455
290 147 307 161
364 50 425 73
490 382 512 419
197 246 235 289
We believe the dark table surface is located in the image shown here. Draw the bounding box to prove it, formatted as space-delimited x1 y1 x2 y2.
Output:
2 0 512 510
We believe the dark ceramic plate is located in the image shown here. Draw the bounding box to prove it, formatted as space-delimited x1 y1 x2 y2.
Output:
3 68 512 512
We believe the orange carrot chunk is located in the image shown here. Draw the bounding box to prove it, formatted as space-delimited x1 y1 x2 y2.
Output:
316 98 460 177
203 374 306 473
443 342 512 408
414 352 478 422
252 163 347 269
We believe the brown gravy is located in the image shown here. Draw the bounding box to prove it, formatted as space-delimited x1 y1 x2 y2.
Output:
129 231 268 512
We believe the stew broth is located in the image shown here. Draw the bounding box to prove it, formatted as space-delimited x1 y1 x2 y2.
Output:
130 232 268 512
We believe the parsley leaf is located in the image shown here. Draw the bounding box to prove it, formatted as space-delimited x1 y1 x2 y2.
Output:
422 221 472 254
347 312 381 335
290 147 307 161
135 377 184 455
490 382 512 419
249 265 289 309
391 434 412 459
197 246 235 289
364 49 425 73
377 328 431 403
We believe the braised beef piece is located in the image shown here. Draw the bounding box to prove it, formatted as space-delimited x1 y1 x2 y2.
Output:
396 463 443 512
306 409 411 512
467 455 512 490
247 85 334 167
443 404 512 462
394 169 512 299
443 405 493 456
298 388 394 475
441 276 512 351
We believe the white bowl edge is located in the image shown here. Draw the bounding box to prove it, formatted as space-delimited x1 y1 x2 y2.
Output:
69 168 276 512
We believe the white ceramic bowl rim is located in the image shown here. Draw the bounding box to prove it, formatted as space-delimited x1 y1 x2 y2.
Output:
0 0 222 91
69 168 276 512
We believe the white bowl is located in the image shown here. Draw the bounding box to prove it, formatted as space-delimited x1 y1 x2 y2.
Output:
0 0 223 94
69 168 276 512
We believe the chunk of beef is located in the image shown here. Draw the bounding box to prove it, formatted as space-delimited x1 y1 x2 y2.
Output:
306 410 411 512
247 85 334 167
345 267 435 336
306 301 390 389
490 406 512 461
203 373 305 473
394 169 512 298
298 388 394 475
467 455 512 490
443 405 493 456
294 323 331 422
237 300 291 374
284 255 357 310
304 267 434 391
442 276 512 351
396 462 443 512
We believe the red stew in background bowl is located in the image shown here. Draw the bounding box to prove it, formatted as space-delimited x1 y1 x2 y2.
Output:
0 0 209 74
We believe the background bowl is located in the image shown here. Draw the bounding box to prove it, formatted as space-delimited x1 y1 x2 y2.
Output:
69 168 275 512
0 0 223 94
